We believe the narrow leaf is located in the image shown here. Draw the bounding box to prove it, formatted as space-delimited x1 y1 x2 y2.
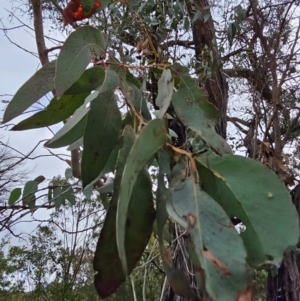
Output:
64 66 105 95
171 64 231 154
55 26 107 97
3 60 56 123
82 90 122 187
45 101 88 148
94 126 155 298
155 69 174 119
22 180 38 209
116 119 167 274
12 93 88 131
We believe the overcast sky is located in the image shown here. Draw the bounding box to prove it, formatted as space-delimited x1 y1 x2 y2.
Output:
0 1 70 234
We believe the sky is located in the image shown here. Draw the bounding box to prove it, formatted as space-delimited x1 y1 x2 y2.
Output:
0 1 69 234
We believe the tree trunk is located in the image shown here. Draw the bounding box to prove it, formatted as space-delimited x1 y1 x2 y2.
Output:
162 2 228 300
266 184 300 301
190 0 228 139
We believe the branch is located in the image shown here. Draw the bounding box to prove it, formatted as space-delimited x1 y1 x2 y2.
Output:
0 204 55 210
31 0 49 65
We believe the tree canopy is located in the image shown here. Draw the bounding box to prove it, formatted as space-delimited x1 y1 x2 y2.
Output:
1 0 300 300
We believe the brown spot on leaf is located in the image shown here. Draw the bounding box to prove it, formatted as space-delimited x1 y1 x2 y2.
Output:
236 287 252 301
203 249 231 275
184 214 197 227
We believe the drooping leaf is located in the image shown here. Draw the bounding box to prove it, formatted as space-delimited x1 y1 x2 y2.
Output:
167 174 248 301
155 69 174 119
55 26 107 97
82 90 122 187
171 63 231 154
64 66 105 95
45 101 88 148
46 68 119 149
94 126 155 298
12 93 88 131
8 188 22 206
53 185 64 208
83 138 122 198
109 57 151 120
3 60 56 123
156 150 171 244
228 23 237 46
195 153 299 267
62 184 76 205
116 119 166 273
22 180 38 209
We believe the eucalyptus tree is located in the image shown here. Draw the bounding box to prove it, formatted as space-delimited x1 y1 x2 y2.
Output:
2 0 300 300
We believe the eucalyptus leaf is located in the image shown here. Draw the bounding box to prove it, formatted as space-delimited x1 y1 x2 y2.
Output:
171 63 231 154
55 26 107 97
82 90 122 188
168 175 248 301
116 119 166 273
195 153 299 267
155 69 174 119
22 180 38 209
3 60 56 123
12 93 88 131
94 126 155 298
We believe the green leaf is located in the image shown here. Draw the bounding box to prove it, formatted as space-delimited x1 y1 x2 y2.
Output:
34 175 45 184
110 58 151 120
22 180 38 209
53 185 64 208
183 17 190 30
62 184 76 205
228 23 237 46
55 26 107 97
203 13 210 23
8 188 22 206
116 119 167 273
3 60 56 123
192 11 202 23
65 168 73 179
12 93 88 131
195 153 299 267
65 66 105 95
83 138 123 196
155 69 174 119
94 126 155 298
168 175 248 301
45 101 88 148
156 150 171 244
82 90 121 187
46 68 118 149
171 64 231 154
80 0 98 15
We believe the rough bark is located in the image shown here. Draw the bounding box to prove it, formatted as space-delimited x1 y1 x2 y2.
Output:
191 0 228 139
162 2 227 300
267 184 300 301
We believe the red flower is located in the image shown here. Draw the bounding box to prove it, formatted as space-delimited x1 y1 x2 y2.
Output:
63 0 101 26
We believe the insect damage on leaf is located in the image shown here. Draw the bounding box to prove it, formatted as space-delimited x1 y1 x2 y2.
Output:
63 0 101 26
